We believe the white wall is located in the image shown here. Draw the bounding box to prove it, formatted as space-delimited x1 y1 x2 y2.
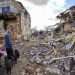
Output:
21 12 31 40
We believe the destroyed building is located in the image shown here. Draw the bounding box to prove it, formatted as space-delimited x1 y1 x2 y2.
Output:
56 6 75 34
49 6 75 39
0 0 31 41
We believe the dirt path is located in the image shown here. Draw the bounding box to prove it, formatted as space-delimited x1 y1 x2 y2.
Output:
0 66 6 75
11 41 29 75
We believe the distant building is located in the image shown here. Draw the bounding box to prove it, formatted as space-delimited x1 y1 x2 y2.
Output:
0 0 31 41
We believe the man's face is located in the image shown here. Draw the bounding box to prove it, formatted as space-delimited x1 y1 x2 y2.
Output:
8 25 13 31
7 26 11 32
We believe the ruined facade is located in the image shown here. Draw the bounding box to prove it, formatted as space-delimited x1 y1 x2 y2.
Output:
0 0 31 41
56 6 75 33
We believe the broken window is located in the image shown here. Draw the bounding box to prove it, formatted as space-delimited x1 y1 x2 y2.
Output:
71 22 75 28
55 27 61 33
72 12 75 20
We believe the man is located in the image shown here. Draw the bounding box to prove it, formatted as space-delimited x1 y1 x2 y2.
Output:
3 24 14 75
3 24 14 59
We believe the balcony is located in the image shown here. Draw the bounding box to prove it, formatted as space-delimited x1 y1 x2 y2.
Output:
0 1 18 14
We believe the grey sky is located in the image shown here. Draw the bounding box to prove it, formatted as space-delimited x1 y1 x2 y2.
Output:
27 0 49 5
17 0 66 30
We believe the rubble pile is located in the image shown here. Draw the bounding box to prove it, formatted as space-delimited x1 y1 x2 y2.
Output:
27 46 53 64
21 63 60 75
22 33 75 75
25 39 75 63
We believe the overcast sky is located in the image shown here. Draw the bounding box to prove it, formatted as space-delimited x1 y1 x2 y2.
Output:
17 0 75 30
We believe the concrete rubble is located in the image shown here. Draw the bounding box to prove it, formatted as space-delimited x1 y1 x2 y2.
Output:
17 31 75 75
21 34 75 75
